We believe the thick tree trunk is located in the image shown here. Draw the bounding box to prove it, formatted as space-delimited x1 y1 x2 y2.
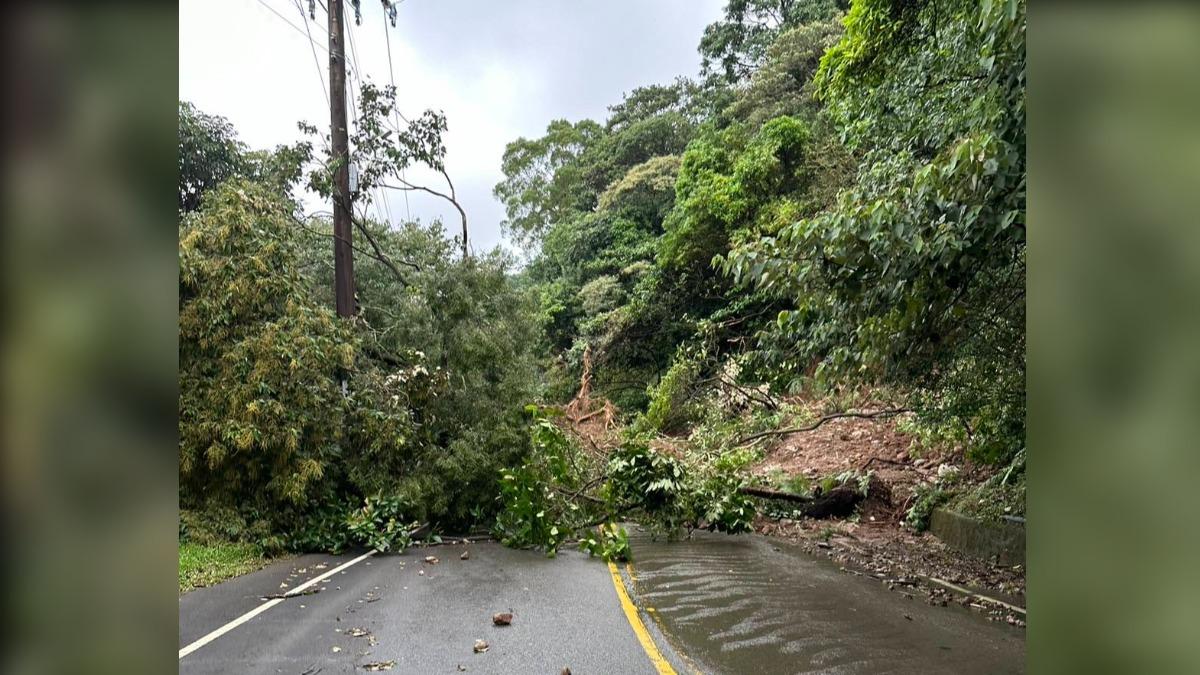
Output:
739 485 864 519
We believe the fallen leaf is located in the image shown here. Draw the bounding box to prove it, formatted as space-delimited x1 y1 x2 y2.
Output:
492 612 513 626
347 627 370 638
362 660 395 671
473 639 489 653
561 669 572 675
457 666 467 672
460 550 470 561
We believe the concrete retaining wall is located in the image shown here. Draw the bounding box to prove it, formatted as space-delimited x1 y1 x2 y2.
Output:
929 508 1025 567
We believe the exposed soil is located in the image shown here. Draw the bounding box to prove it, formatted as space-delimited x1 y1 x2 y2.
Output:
747 398 1025 628
557 391 1025 628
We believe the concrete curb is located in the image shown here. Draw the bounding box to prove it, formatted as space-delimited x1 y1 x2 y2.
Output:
929 508 1025 567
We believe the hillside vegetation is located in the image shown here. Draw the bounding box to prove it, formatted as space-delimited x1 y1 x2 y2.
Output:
179 0 1025 564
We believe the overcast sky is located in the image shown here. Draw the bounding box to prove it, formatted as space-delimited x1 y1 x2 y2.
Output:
179 0 725 253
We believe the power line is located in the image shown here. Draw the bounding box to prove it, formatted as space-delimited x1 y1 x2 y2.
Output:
382 16 410 125
342 17 389 225
348 10 406 227
254 0 326 51
291 0 411 226
290 0 330 108
382 8 412 221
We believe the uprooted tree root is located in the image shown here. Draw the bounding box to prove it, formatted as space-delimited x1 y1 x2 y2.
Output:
563 345 618 430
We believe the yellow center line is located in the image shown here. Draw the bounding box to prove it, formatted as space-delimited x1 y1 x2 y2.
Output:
607 560 677 675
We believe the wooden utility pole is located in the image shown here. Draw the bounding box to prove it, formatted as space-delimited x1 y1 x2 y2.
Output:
329 0 356 317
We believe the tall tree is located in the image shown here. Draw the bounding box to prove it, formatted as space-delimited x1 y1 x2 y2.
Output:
493 119 604 251
178 101 246 213
699 0 847 83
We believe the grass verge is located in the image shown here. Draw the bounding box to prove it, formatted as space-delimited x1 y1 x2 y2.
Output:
179 541 270 594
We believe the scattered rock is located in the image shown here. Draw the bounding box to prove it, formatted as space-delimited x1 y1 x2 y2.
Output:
457 666 467 672
347 627 370 638
492 612 513 626
331 646 342 653
418 570 425 576
424 556 440 565
362 661 395 671
473 639 489 653
461 550 470 561
561 669 572 675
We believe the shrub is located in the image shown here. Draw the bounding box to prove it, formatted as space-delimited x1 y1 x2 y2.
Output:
579 523 632 562
907 484 952 532
493 412 583 557
346 495 418 553
644 351 704 432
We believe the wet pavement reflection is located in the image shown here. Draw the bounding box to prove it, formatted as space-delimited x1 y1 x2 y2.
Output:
625 529 1025 675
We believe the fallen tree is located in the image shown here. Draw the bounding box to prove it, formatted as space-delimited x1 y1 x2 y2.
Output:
737 485 864 519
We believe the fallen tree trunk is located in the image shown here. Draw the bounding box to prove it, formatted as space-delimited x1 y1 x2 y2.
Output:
738 485 865 519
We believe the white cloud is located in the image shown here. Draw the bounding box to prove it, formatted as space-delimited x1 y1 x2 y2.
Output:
180 0 725 252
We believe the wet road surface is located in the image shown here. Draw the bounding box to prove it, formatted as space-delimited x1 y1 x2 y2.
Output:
623 529 1024 674
179 542 677 674
179 533 1024 674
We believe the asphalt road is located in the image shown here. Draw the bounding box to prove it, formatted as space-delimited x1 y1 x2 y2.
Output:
179 542 680 674
625 530 1025 674
179 533 1025 674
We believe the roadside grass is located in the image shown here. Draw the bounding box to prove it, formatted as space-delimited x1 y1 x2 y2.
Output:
179 541 270 594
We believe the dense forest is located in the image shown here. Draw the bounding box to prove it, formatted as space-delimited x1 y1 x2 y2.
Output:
179 0 1025 561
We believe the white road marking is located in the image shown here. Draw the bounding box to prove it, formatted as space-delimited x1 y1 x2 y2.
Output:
283 550 375 597
179 550 377 659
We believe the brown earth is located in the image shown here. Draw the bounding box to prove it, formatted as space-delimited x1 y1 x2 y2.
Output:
746 398 1025 627
558 392 1025 628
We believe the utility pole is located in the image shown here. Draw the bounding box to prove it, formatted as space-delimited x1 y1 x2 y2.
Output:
329 0 356 317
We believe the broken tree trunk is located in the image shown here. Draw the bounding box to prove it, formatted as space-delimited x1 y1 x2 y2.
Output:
738 486 864 519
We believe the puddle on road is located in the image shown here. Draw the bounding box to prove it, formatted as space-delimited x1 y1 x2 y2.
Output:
625 529 1024 675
